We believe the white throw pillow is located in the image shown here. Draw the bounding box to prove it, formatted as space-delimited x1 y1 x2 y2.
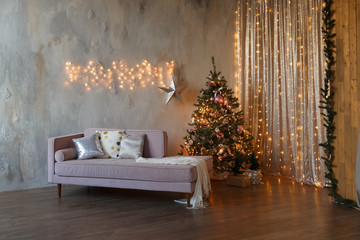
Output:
119 134 145 159
98 130 126 158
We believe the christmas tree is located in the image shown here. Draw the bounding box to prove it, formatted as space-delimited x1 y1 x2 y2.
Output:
180 57 259 174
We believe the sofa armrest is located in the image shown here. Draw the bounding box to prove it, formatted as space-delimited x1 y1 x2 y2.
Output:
48 132 84 183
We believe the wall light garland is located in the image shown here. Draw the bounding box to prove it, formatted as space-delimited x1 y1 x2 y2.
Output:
65 59 175 91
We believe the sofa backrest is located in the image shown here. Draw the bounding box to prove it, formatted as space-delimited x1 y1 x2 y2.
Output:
84 128 168 158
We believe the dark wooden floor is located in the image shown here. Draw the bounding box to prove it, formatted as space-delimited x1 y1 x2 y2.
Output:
1 176 360 240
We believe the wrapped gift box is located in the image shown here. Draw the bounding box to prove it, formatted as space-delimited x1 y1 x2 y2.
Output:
226 174 251 187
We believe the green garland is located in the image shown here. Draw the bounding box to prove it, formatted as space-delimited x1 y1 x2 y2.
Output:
319 0 356 207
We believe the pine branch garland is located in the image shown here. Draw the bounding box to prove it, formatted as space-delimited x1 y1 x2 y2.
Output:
319 0 356 207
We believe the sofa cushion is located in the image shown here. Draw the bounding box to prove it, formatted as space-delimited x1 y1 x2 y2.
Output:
55 158 197 183
119 134 145 159
55 148 77 162
84 129 167 158
98 130 126 158
72 133 104 160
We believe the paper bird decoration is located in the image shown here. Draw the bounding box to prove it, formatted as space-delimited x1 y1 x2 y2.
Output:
159 76 184 104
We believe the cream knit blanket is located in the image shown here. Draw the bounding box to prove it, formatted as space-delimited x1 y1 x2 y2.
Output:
136 156 211 209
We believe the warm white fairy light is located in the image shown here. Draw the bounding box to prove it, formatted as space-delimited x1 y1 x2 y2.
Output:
235 0 325 186
65 59 175 91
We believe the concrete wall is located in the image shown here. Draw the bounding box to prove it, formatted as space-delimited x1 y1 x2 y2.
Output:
0 0 236 191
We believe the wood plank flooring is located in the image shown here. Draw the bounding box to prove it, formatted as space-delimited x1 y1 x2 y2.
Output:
1 175 360 240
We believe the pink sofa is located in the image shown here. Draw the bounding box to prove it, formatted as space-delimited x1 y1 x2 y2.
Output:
48 128 213 206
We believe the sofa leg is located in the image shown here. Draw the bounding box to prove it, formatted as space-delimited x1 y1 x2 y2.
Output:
186 193 191 208
57 184 62 198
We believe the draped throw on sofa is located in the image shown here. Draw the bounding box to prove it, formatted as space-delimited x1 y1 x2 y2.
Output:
235 0 326 185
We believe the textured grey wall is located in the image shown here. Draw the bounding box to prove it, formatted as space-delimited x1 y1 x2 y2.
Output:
0 0 236 191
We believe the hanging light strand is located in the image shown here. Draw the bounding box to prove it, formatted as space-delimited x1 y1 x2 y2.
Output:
65 59 175 91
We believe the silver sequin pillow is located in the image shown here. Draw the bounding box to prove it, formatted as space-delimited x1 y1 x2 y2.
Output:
72 133 105 160
118 134 145 159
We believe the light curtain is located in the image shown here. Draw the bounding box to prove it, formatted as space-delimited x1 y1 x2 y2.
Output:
235 0 326 186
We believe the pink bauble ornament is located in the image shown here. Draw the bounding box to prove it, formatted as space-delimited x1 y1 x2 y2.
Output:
223 153 228 158
214 95 224 104
188 140 193 146
237 125 244 133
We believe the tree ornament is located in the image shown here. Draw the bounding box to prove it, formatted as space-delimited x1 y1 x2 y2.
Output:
237 125 244 133
217 148 224 155
202 119 209 126
208 81 216 87
216 132 224 140
201 147 207 154
214 95 224 104
188 140 193 146
215 127 220 133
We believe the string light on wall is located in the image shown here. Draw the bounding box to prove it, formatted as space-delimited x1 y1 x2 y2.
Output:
64 59 175 91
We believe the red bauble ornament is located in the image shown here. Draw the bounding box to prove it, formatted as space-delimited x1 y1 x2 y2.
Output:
216 132 224 140
208 81 216 87
214 95 224 104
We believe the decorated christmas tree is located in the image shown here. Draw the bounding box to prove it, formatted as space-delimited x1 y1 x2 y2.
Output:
180 57 259 174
